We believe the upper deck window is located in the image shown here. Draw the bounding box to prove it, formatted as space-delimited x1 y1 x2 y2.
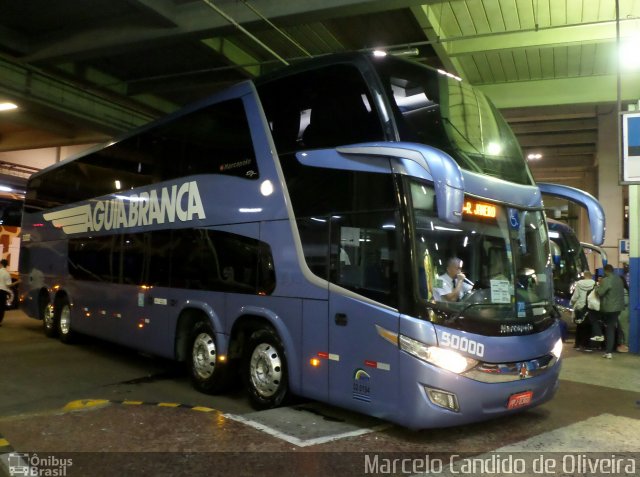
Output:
373 57 534 186
258 64 384 153
26 98 256 210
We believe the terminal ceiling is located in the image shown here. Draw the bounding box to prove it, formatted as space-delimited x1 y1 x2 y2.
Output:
1 0 639 190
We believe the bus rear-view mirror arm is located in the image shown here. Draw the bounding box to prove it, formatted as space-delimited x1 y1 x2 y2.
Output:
335 143 465 225
581 242 608 266
537 182 605 246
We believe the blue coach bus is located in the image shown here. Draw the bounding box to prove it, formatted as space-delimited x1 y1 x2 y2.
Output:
547 218 607 328
19 53 605 428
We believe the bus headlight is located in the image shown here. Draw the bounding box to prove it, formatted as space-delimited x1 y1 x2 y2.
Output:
551 338 563 359
399 335 478 374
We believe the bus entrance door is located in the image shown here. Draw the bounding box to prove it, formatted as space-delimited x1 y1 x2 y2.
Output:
328 289 399 416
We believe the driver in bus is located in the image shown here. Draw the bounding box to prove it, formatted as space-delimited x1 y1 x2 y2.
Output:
433 257 473 302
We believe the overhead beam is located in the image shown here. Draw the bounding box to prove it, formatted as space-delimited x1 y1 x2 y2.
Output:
0 130 108 153
521 145 596 156
0 56 156 135
24 0 431 63
0 111 77 138
478 73 640 108
55 62 177 114
509 118 598 134
530 155 595 169
444 20 639 57
502 104 598 122
201 38 262 77
518 131 597 148
410 4 466 79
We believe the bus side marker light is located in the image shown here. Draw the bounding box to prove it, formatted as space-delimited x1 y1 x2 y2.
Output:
137 318 150 329
310 358 321 367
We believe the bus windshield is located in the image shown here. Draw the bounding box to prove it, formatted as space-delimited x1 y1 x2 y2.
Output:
373 57 533 186
410 179 553 326
548 220 590 300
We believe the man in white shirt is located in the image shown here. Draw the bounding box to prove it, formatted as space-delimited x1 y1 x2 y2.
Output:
0 259 14 325
433 257 473 302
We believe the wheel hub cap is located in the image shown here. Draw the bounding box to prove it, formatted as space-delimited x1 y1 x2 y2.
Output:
192 333 216 379
250 343 282 398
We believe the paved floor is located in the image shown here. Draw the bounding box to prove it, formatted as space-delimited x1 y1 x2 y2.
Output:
0 310 638 476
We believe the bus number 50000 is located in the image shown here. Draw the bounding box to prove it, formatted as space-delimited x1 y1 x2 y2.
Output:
440 331 485 358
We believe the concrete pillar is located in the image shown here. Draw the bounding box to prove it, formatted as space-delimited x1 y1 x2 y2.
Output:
597 106 624 268
629 186 639 353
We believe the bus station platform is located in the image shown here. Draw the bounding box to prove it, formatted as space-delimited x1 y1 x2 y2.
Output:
1 310 639 476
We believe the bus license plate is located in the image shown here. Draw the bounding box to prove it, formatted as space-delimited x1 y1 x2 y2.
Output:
507 391 533 409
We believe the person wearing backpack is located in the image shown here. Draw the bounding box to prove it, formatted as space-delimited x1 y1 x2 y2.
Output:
570 271 596 351
591 264 625 359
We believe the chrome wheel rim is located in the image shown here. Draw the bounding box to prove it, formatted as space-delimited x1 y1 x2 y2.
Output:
59 305 71 335
43 304 55 330
192 332 216 379
250 343 282 398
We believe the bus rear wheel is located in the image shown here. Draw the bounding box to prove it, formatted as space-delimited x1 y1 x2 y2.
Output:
245 328 288 410
56 299 75 344
43 303 57 338
189 321 229 394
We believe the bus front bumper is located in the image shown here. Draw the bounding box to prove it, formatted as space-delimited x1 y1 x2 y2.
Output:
395 352 561 429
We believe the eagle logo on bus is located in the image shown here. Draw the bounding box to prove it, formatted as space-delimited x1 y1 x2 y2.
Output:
42 181 206 235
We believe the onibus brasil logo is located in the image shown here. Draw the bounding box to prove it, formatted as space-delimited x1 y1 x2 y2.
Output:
42 181 206 235
7 452 72 476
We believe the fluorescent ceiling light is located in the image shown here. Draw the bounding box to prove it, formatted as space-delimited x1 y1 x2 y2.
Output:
0 102 18 112
620 35 640 71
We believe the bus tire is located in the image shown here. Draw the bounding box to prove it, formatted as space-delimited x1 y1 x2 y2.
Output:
56 299 75 344
43 303 57 338
189 320 229 394
245 327 288 410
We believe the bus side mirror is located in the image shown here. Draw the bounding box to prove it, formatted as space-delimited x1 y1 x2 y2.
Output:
538 182 605 246
335 143 465 225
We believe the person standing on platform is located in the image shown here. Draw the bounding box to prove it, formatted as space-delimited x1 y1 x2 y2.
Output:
570 270 596 351
591 264 625 359
0 259 14 326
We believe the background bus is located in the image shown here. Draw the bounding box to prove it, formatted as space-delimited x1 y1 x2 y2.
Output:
548 218 608 330
0 191 24 307
19 53 603 429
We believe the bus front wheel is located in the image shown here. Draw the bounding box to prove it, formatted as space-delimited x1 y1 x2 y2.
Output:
188 321 229 394
245 328 288 410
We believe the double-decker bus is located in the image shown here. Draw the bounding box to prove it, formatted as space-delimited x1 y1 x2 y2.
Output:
19 53 605 428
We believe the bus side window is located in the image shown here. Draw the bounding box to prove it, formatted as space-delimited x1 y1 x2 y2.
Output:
329 211 398 308
297 217 330 280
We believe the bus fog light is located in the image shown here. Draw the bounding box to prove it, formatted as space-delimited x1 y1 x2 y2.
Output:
425 387 459 412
